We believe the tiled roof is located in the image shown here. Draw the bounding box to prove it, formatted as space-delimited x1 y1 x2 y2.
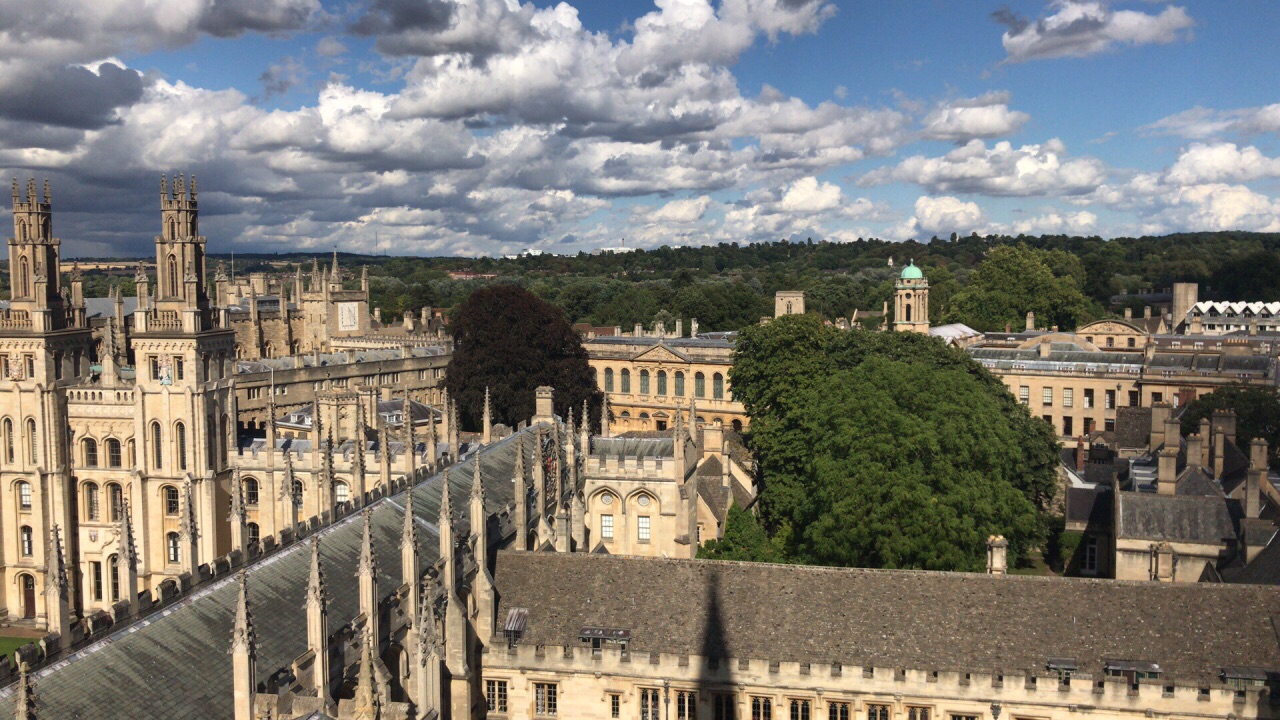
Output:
493 551 1280 684
1116 491 1236 545
0 431 534 720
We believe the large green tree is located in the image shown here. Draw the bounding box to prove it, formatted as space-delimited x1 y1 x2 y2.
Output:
731 314 1057 570
1180 384 1280 470
445 284 602 430
946 244 1091 331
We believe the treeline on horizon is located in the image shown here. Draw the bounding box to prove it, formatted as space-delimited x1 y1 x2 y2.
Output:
18 231 1280 334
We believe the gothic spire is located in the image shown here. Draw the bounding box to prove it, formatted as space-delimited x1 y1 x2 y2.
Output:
307 536 326 608
15 660 36 720
231 571 254 654
358 508 377 580
481 386 492 445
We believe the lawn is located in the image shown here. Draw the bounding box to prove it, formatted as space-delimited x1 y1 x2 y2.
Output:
0 635 36 662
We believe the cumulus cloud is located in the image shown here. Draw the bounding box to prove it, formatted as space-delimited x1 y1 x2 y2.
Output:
862 138 1105 197
0 60 145 129
995 1 1193 63
1003 209 1098 235
640 196 714 224
1144 103 1280 139
1165 143 1280 185
920 91 1030 142
911 195 985 235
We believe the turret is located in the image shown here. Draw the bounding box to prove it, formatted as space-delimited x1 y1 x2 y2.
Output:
401 489 419 621
306 538 331 706
230 572 256 720
44 525 71 636
470 453 495 643
357 509 378 644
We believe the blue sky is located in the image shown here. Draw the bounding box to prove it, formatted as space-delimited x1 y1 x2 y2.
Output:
1 0 1278 256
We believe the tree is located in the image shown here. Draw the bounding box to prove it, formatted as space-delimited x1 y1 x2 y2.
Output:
445 285 602 430
697 505 781 562
946 244 1091 331
1181 384 1280 470
732 317 1056 570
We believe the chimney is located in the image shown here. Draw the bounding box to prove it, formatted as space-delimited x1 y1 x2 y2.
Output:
1214 430 1227 480
534 386 555 424
1199 418 1211 467
986 536 1008 576
1212 409 1237 447
1144 305 1152 319
1124 307 1132 319
1157 445 1178 495
1004 323 1012 333
373 307 382 324
1025 311 1035 332
1151 542 1175 582
1185 433 1203 470
1163 416 1181 449
1038 342 1051 358
633 323 643 337
655 320 665 338
690 318 699 337
1247 439 1267 518
1149 403 1171 450
1075 437 1086 473
675 319 683 338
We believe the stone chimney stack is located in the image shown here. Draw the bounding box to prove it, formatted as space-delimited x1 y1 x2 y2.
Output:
633 323 643 337
1163 416 1181 449
1025 311 1035 332
1144 305 1152 319
1199 418 1211 467
1185 432 1203 470
675 319 683 337
1149 403 1171 450
986 535 1008 576
1075 437 1086 473
534 386 555 424
1157 444 1179 495
1247 439 1268 519
691 318 699 337
1124 307 1132 319
1212 409 1238 447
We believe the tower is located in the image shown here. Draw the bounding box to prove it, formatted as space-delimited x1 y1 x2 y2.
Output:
894 260 930 334
774 290 806 318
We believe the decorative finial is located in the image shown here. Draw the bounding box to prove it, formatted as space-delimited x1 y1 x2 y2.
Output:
42 179 50 204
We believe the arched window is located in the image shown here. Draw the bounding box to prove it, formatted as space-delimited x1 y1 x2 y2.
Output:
244 477 259 506
108 555 120 601
694 372 706 398
167 217 176 240
164 486 179 516
292 480 304 507
247 522 260 546
83 438 98 467
108 483 123 522
221 415 230 465
657 371 667 396
26 418 37 465
604 368 614 392
18 258 28 297
17 220 26 241
20 526 32 556
151 422 163 469
106 439 122 468
334 482 349 505
16 480 31 510
84 482 100 521
175 422 187 471
674 371 685 396
166 533 180 564
4 418 13 463
905 304 912 322
620 369 631 393
639 370 650 395
127 439 136 465
167 254 178 297
713 373 724 400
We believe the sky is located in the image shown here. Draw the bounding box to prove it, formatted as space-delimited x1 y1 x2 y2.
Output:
1 0 1279 258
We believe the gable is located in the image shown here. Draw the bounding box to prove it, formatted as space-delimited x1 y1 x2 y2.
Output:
1078 320 1147 336
631 343 690 364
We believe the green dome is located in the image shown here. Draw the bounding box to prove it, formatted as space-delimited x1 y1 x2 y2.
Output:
900 261 924 280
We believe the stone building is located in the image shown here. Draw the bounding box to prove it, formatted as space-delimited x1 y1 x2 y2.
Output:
585 327 748 435
0 178 452 631
3 401 1277 719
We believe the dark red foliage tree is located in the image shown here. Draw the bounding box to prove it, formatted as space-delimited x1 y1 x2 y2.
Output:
445 284 602 430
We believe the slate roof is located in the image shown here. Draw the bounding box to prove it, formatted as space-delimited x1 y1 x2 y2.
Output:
83 296 138 319
493 551 1280 684
1116 491 1236 545
1115 406 1152 449
1176 466 1222 498
590 436 673 460
1229 535 1280 585
0 430 535 720
1065 486 1111 529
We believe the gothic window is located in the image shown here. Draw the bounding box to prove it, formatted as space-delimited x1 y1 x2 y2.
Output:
90 561 102 601
751 697 772 720
604 367 614 392
164 486 179 515
17 220 26 241
677 691 696 720
334 481 349 505
175 422 187 471
25 418 37 465
790 699 811 720
108 555 119 601
620 368 631 393
17 480 31 510
714 694 736 720
84 482 100 521
127 439 135 465
641 688 661 720
534 682 558 716
106 439 122 468
167 533 180 564
221 414 230 465
486 680 508 713
167 218 176 241
657 370 667 396
905 304 912 322
83 438 98 467
168 255 178 297
292 479 304 507
674 371 685 396
866 705 890 720
713 373 724 399
639 370 650 395
20 526 32 556
151 422 163 469
244 477 259 506
108 484 123 522
19 258 28 297
906 708 930 720
247 522 260 546
828 703 850 720
4 419 13 463
695 372 705 398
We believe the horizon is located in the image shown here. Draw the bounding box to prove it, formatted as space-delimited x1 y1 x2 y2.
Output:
0 1 1277 258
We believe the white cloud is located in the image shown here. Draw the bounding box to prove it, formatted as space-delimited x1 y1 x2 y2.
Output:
921 91 1029 142
1005 210 1098 235
1144 103 1280 139
778 176 843 213
862 138 1105 197
996 1 1193 63
1165 143 1280 185
643 196 713 224
912 195 985 234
